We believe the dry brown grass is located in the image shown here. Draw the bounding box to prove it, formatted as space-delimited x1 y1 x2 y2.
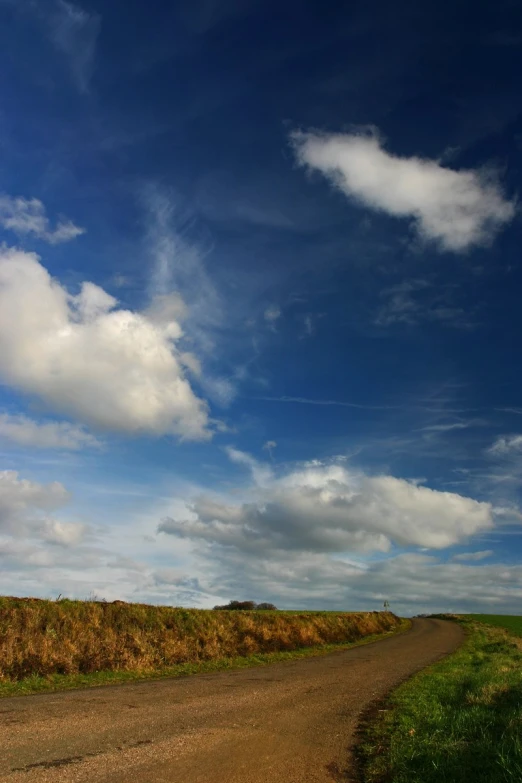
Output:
0 596 399 681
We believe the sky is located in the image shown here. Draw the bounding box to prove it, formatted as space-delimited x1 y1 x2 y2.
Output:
1 0 522 616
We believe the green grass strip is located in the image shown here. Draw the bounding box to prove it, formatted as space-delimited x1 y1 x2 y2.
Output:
357 616 522 782
0 621 410 699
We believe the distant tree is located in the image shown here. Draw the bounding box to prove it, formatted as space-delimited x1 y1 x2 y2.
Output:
213 600 257 610
213 600 279 610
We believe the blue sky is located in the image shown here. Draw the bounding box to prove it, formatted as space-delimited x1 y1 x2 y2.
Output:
1 0 522 614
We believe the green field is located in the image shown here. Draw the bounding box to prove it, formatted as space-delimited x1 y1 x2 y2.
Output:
358 615 522 782
464 614 522 636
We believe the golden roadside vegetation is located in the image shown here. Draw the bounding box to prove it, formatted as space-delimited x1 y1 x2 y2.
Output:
0 596 399 681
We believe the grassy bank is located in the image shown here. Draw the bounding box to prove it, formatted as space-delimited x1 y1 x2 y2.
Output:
0 597 402 696
357 615 522 782
465 614 522 636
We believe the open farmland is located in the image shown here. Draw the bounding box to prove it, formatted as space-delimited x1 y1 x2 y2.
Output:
463 614 522 636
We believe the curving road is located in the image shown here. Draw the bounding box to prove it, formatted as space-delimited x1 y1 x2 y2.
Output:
1 618 463 783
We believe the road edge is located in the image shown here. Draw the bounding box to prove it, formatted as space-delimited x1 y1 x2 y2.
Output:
352 617 466 782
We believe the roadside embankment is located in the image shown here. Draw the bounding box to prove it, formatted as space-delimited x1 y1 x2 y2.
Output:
0 596 400 689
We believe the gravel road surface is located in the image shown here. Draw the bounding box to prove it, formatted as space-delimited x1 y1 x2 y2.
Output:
1 618 463 783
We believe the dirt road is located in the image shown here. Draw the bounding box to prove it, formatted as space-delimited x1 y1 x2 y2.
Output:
1 618 463 783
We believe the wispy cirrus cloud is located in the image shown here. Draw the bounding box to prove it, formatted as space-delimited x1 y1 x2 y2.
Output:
254 395 399 410
375 279 475 329
0 194 85 244
144 185 236 407
49 0 100 92
0 0 101 92
488 434 522 456
262 440 277 460
420 422 471 433
145 185 220 324
292 128 515 252
2 0 101 92
264 305 281 330
452 550 493 561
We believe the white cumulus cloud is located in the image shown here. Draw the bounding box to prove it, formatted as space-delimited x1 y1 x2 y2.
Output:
292 129 515 252
0 195 85 244
0 470 70 537
0 413 101 450
41 519 88 547
0 247 211 439
0 470 90 563
159 454 493 555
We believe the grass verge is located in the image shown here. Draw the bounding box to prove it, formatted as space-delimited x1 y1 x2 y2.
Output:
463 614 522 637
356 616 522 783
0 620 410 698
